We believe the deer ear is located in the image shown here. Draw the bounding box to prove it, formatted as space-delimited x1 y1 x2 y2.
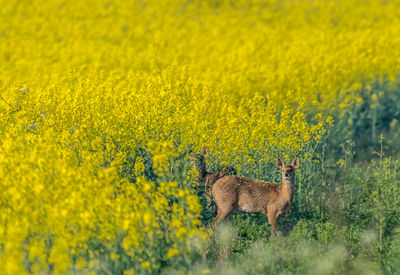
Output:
291 158 300 169
276 158 285 169
202 147 209 158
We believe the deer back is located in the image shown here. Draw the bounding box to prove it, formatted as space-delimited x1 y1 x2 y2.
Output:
212 175 281 214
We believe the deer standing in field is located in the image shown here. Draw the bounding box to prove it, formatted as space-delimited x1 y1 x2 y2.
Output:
211 158 300 234
190 148 237 205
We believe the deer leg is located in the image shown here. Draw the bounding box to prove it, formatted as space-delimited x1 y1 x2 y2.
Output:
211 214 221 228
206 187 218 215
211 207 233 228
270 218 277 235
206 187 212 205
272 211 284 235
267 209 278 235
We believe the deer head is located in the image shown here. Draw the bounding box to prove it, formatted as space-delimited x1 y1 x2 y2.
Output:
189 147 209 184
276 157 300 182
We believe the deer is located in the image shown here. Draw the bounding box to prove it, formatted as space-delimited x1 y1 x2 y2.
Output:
190 148 237 205
211 158 300 234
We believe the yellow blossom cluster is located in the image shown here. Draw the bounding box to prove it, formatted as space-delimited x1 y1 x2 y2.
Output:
0 122 206 273
0 0 399 273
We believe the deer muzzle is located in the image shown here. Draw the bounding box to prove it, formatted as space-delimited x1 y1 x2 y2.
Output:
284 171 290 179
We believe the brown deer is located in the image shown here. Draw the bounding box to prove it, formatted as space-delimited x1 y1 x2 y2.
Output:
190 148 237 204
211 158 299 234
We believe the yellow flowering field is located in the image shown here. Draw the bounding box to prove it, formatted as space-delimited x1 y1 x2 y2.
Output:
0 0 400 273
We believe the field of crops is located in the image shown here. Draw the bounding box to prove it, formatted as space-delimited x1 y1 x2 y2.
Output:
1 0 400 274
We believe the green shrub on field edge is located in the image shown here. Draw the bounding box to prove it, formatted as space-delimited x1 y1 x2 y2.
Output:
199 146 400 275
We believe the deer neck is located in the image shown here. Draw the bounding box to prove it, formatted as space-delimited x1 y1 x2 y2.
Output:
190 156 207 181
281 179 294 203
199 156 207 179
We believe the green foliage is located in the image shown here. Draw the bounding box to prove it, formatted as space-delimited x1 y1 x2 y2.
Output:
2 0 400 273
330 78 400 160
199 133 400 274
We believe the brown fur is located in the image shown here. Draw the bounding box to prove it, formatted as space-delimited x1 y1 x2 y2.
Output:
211 158 300 234
190 147 209 185
190 148 236 203
204 166 237 204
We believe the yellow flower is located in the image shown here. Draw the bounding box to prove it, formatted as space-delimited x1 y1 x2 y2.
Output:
166 248 179 259
141 261 151 271
124 270 135 275
1 0 398 273
76 258 86 269
326 116 334 124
